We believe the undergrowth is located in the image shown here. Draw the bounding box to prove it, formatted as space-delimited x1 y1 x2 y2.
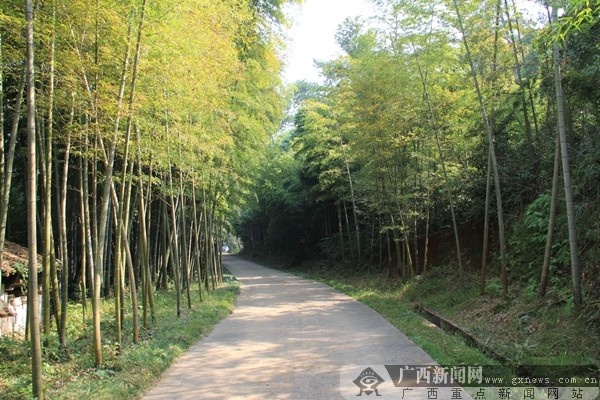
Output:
401 269 600 366
0 277 239 400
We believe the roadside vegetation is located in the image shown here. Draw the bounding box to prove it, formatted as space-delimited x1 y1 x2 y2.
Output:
0 278 239 400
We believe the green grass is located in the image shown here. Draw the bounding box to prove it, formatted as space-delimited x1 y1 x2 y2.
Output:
400 271 600 366
0 277 239 400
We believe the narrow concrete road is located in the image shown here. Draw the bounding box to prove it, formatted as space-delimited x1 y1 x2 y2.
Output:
142 256 435 400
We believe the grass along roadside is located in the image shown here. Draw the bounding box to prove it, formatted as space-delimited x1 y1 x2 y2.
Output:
0 275 239 400
400 270 600 366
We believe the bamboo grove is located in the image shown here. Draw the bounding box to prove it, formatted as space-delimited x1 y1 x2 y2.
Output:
0 0 297 396
236 0 600 309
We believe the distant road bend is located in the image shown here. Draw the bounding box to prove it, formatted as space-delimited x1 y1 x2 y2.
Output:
142 255 435 399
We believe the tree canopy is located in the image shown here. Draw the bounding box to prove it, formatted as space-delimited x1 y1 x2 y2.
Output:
236 0 600 308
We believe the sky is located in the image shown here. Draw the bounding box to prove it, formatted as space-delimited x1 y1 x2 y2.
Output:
280 0 546 85
282 0 376 84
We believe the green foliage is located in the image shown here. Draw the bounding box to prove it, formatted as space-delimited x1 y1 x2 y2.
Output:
12 262 27 282
237 0 600 315
485 278 505 298
555 0 600 40
234 132 325 258
508 194 570 281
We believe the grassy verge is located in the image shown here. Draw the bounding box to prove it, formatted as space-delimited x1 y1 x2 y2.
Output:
400 270 600 366
0 276 239 399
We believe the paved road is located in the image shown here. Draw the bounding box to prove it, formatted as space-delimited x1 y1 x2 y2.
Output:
142 256 436 400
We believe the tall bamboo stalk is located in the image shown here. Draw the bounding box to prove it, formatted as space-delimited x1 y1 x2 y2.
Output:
452 0 508 299
78 152 88 320
136 126 155 324
539 137 560 297
202 186 211 293
58 94 74 349
42 0 57 338
550 5 582 307
91 6 133 366
191 176 204 302
25 0 43 395
168 165 182 317
0 31 4 293
179 170 192 309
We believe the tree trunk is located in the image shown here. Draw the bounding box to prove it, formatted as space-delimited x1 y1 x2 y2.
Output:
25 1 43 395
539 136 560 297
92 7 133 364
112 16 138 353
178 169 192 309
110 182 139 343
191 176 204 302
510 0 540 144
343 158 361 261
551 5 582 307
399 213 414 276
0 31 3 293
343 200 355 264
42 0 57 340
480 0 501 296
82 126 95 311
168 164 183 317
202 187 211 293
78 154 89 320
423 162 431 274
209 212 218 290
504 0 535 155
452 0 508 299
145 159 156 320
480 150 492 295
58 95 73 350
116 0 148 337
38 128 61 332
390 215 403 277
160 202 171 291
337 201 345 266
136 127 155 324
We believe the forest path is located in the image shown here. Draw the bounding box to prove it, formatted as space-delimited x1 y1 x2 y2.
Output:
142 255 435 399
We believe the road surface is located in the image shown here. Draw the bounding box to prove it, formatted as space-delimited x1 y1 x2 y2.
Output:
142 256 436 399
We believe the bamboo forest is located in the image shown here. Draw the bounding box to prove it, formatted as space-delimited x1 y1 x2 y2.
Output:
0 0 599 398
